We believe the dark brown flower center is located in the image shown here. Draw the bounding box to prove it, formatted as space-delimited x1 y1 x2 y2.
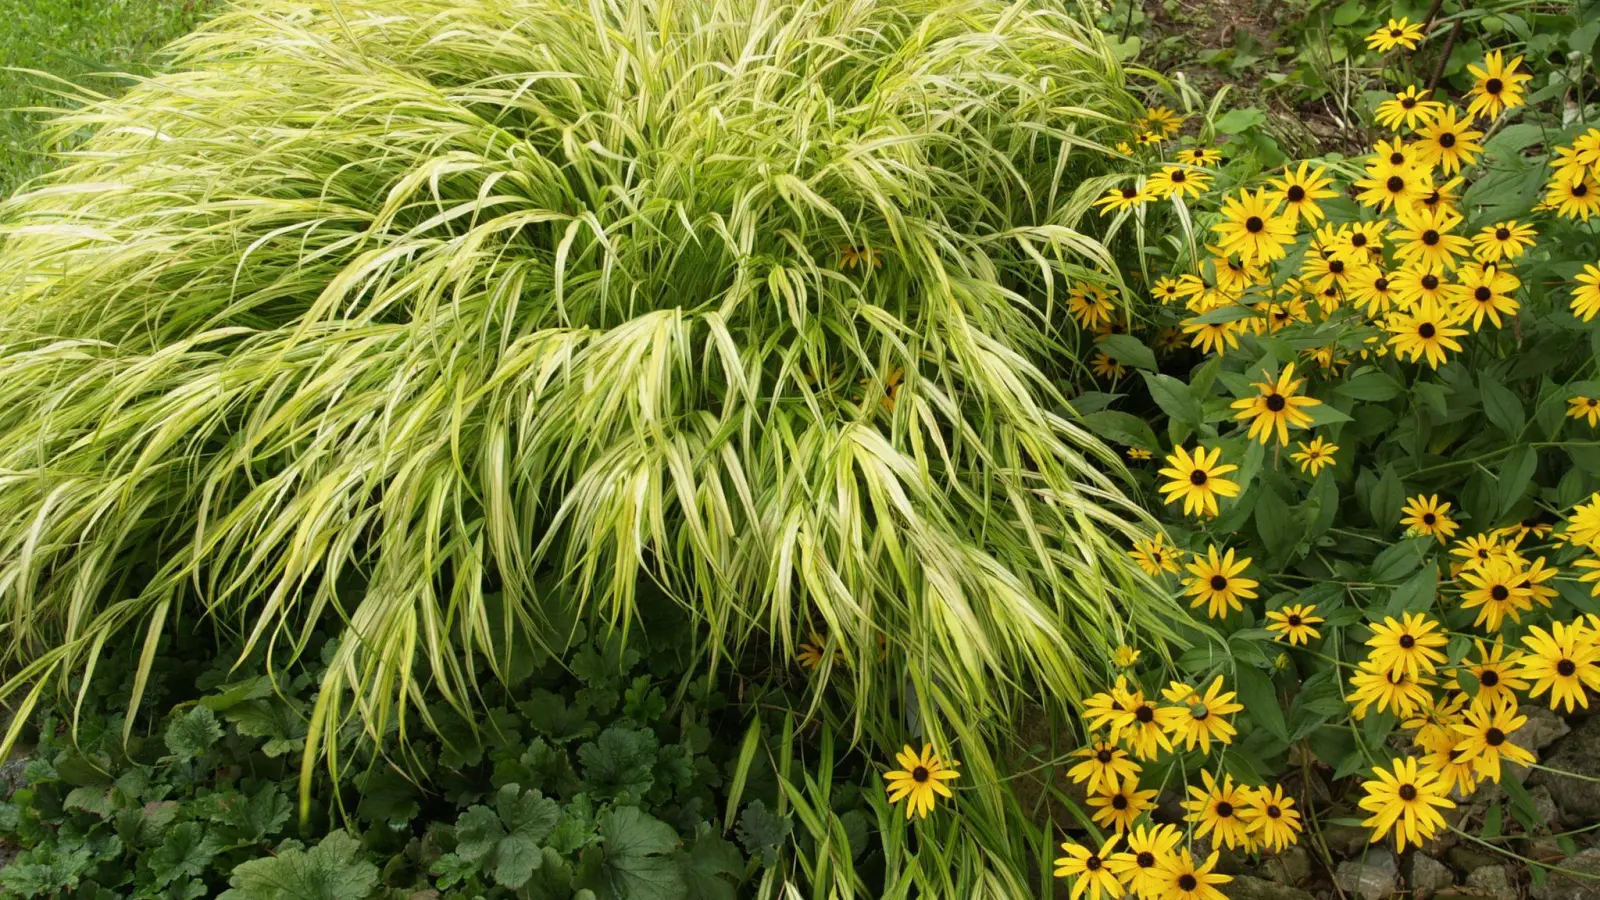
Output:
1113 794 1130 810
1190 469 1208 485
1352 233 1369 247
1495 227 1511 240
1375 277 1390 290
1480 669 1500 687
1421 275 1439 291
1422 512 1437 525
1180 874 1199 891
1329 259 1346 273
1245 216 1265 233
1401 97 1416 108
1135 704 1155 723
1485 78 1503 95
1210 575 1229 591
912 766 930 782
1287 614 1302 626
1421 229 1440 245
1439 132 1457 148
1576 183 1591 198
1389 28 1403 37
1216 801 1234 817
1400 634 1416 648
1266 393 1287 412
1122 187 1139 199
1559 659 1577 677
1486 727 1506 746
1491 585 1510 601
1097 748 1114 763
1137 851 1156 868
1087 856 1103 870
1268 805 1283 819
1390 152 1406 165
1475 286 1492 302
1287 185 1307 202
1399 784 1418 801
1387 175 1405 193
1172 171 1188 182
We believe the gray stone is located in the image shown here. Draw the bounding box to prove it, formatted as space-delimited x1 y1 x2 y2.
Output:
1260 846 1313 886
1323 823 1373 857
1452 847 1510 874
1528 785 1561 834
1226 875 1319 900
1335 849 1400 900
1521 707 1572 750
1532 715 1600 823
1465 865 1517 900
1408 853 1455 896
1530 847 1600 900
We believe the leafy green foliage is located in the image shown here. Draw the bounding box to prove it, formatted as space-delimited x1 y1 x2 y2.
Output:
219 832 378 900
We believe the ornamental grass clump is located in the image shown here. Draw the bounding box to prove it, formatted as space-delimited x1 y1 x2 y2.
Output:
0 0 1181 803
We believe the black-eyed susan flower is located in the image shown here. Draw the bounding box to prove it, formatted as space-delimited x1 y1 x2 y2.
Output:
1175 147 1223 166
1387 299 1467 370
1466 50 1532 120
1182 316 1243 357
1348 270 1399 317
1230 362 1321 446
883 744 960 819
1366 17 1425 51
1515 555 1559 608
1090 351 1128 382
1449 262 1520 330
1152 276 1187 305
797 633 842 669
1450 533 1512 572
1453 638 1530 709
1107 823 1183 898
1329 221 1390 265
1519 620 1600 712
1561 493 1600 549
1212 188 1297 264
1393 204 1472 273
1113 644 1141 667
1209 250 1265 294
1053 834 1125 900
1157 676 1242 753
1549 173 1600 221
1141 106 1185 137
1093 184 1155 214
1290 436 1338 476
1147 165 1211 200
1158 445 1241 518
1359 756 1455 851
1371 137 1422 175
1067 740 1142 794
1266 604 1324 645
1107 691 1173 761
1569 396 1600 427
1452 702 1535 783
1243 785 1303 852
1355 164 1432 213
1578 558 1600 596
1183 546 1258 619
1268 162 1339 225
1390 267 1450 309
1182 770 1253 851
1299 252 1359 294
1375 85 1444 131
1472 220 1537 263
1350 658 1435 719
1458 557 1535 631
1413 107 1483 175
840 246 883 270
1128 446 1154 461
1068 284 1116 329
1406 691 1469 756
1156 850 1231 900
1088 778 1158 832
1400 494 1460 543
1368 611 1449 680
1573 264 1600 322
1083 676 1135 732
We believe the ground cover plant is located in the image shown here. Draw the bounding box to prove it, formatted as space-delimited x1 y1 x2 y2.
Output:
6 0 1600 897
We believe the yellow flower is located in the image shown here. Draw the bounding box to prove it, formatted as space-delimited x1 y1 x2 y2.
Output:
1449 533 1512 572
1183 770 1254 851
1519 620 1600 712
1561 493 1600 549
1155 850 1231 900
1374 85 1444 131
1268 162 1339 224
883 744 960 819
1054 834 1126 900
1366 17 1425 52
1569 396 1600 427
1157 676 1243 753
1359 756 1455 851
1128 446 1154 461
1158 446 1241 518
1266 604 1324 645
1243 784 1303 852
1453 638 1530 709
1068 284 1116 330
1472 220 1537 263
1573 263 1600 322
1212 188 1297 264
1088 778 1158 832
1355 164 1432 213
797 632 842 669
1413 107 1483 175
1451 702 1535 783
1067 740 1142 794
1083 676 1137 733
1466 51 1532 120
1107 824 1183 898
1547 175 1600 221
840 246 883 270
1458 556 1535 632
1130 533 1180 575
1147 165 1212 200
1299 251 1360 294
1390 267 1451 310
1094 184 1155 214
1107 691 1173 761
1392 204 1472 273
1183 546 1259 619
1578 558 1600 597
1141 106 1186 137
1174 147 1223 166
1113 645 1142 667
1449 262 1520 330
1230 362 1321 446
1348 269 1399 317
1387 300 1467 370
1152 276 1187 305
1367 611 1449 680
1291 436 1338 476
1349 658 1434 719
1400 494 1460 543
1090 351 1128 382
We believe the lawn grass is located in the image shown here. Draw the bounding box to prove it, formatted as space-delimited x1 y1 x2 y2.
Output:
0 0 212 197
